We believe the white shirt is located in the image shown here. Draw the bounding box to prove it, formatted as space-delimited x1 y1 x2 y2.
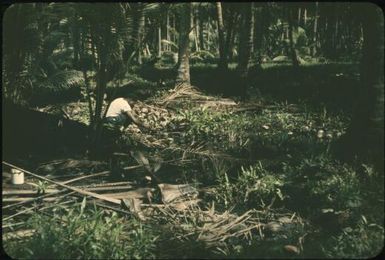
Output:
106 98 132 117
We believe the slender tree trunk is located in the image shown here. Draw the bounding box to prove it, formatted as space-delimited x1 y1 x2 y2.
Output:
194 10 200 52
216 2 227 70
254 7 264 64
79 28 94 126
224 11 236 61
198 11 205 50
237 3 254 99
311 2 319 56
166 9 170 51
206 16 211 51
72 15 80 70
158 26 162 57
298 7 302 26
191 9 199 52
176 3 192 85
137 5 145 65
172 14 176 44
288 6 300 67
303 8 307 26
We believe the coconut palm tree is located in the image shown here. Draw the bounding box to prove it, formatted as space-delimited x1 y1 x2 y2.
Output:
216 2 227 70
237 2 254 99
176 3 192 85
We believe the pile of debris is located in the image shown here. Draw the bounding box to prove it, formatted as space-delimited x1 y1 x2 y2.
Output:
154 83 238 109
3 152 307 255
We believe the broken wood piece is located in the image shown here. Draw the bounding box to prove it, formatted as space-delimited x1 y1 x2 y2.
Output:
171 199 201 211
84 185 134 192
158 183 198 203
103 188 155 200
3 189 60 195
121 198 146 221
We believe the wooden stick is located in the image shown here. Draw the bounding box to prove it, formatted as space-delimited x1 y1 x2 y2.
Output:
2 161 121 205
61 170 110 184
3 197 59 202
3 189 60 195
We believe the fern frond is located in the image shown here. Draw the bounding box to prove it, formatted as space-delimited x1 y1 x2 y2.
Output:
38 70 84 91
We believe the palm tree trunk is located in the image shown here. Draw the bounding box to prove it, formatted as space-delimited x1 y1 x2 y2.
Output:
137 5 145 65
198 11 205 50
224 11 235 61
176 3 192 85
79 28 94 126
254 7 264 64
237 3 254 74
311 2 319 56
288 6 300 67
166 9 170 51
216 2 227 70
158 26 162 57
237 2 254 99
72 15 81 70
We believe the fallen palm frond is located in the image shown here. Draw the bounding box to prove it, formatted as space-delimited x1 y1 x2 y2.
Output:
154 83 237 109
145 199 306 253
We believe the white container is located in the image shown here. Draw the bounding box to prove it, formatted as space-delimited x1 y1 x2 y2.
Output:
11 169 24 185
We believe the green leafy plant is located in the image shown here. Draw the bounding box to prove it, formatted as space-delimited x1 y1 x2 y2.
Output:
4 200 158 259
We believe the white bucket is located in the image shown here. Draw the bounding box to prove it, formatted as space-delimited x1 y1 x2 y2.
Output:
11 169 24 185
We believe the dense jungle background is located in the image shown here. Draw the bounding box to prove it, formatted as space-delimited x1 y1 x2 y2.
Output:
2 2 384 259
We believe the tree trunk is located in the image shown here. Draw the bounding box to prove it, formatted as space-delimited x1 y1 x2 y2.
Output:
198 11 205 50
79 28 94 126
137 5 145 65
72 15 81 70
192 8 199 52
254 7 264 64
288 6 300 67
216 2 227 70
224 11 236 62
166 9 170 51
237 3 254 99
337 4 384 171
176 3 192 85
298 7 302 26
158 26 162 57
194 9 200 52
311 2 319 56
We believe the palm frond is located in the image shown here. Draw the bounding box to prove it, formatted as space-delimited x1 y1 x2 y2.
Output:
38 70 84 91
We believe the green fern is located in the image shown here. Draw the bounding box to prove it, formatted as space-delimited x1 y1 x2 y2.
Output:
38 70 84 91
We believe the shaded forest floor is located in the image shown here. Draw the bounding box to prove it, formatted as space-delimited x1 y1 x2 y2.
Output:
3 63 384 258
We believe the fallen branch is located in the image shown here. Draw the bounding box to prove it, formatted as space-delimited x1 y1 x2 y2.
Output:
3 189 60 196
